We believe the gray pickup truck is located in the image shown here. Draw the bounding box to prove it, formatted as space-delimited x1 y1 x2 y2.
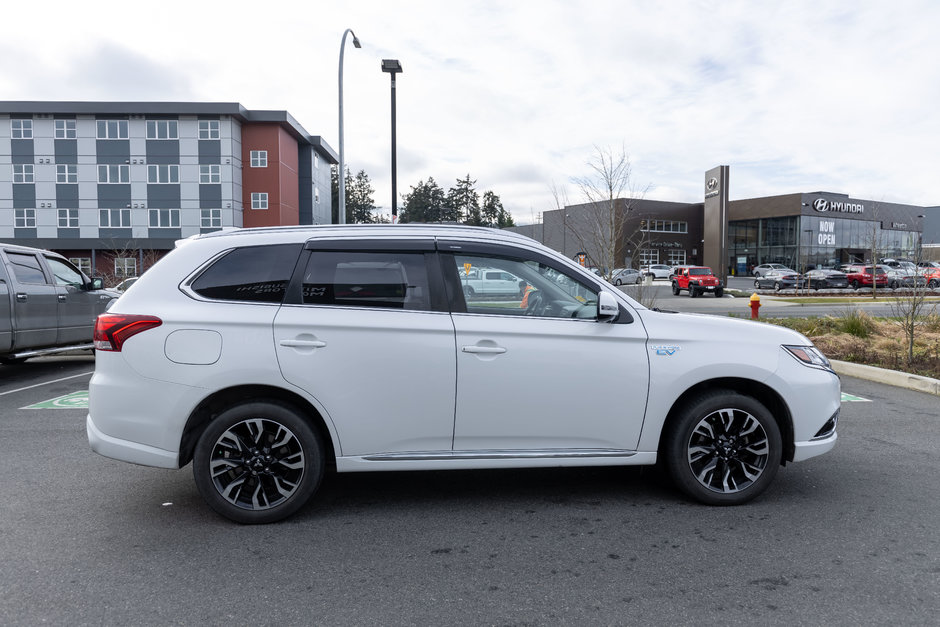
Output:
0 244 118 364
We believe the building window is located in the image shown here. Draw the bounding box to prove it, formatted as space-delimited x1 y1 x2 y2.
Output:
15 209 36 228
54 120 77 139
96 120 129 139
198 120 220 140
13 164 34 184
147 164 180 184
201 208 222 228
99 208 132 228
640 220 688 233
315 186 320 204
114 257 137 278
639 249 659 265
11 119 33 139
314 154 319 169
250 150 268 167
58 209 80 228
146 120 179 140
199 164 221 184
149 208 180 228
70 257 92 275
56 164 78 183
251 192 269 210
98 164 130 183
666 250 687 266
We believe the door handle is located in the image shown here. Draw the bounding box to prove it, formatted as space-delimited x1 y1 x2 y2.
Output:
461 345 507 354
279 339 327 348
15 293 27 303
58 295 67 302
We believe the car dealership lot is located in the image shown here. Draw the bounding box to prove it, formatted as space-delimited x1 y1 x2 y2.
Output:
1 357 938 624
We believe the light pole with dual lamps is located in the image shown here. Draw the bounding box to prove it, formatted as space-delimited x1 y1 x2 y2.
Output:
381 59 402 223
337 28 361 225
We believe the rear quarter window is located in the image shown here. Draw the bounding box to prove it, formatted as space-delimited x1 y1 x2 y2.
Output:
190 244 302 303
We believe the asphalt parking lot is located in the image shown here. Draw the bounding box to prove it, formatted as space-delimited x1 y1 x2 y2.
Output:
1 355 938 625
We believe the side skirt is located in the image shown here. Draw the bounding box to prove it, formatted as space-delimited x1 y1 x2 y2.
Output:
335 449 657 472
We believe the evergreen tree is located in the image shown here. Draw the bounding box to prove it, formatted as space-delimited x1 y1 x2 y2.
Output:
331 167 381 223
399 177 446 223
447 175 481 225
481 190 514 228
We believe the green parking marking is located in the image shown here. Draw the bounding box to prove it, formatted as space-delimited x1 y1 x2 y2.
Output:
841 392 870 402
25 390 89 410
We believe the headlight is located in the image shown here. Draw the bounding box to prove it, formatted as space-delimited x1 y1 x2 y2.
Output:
783 345 832 371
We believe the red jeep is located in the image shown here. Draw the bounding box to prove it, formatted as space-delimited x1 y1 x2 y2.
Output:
671 266 724 298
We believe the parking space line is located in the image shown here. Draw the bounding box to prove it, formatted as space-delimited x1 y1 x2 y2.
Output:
0 371 93 397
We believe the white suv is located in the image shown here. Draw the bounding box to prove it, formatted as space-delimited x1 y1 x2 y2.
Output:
88 225 839 523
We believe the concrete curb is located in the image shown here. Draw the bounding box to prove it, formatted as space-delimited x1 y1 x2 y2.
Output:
831 359 940 396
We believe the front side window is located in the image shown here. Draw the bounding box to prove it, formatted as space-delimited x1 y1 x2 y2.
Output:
57 164 78 183
45 257 85 287
198 120 220 140
97 120 128 139
146 120 179 140
98 164 130 183
58 208 79 228
149 208 180 228
12 164 34 183
250 150 268 167
55 120 77 139
11 119 33 139
14 209 37 228
301 251 431 311
251 192 268 210
199 164 221 183
99 208 131 228
190 244 302 303
148 164 180 184
453 253 598 319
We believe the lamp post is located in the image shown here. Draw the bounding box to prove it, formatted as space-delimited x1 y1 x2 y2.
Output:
338 28 361 225
381 59 402 223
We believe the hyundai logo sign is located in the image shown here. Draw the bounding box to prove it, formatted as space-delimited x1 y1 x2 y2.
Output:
811 198 864 214
705 177 720 198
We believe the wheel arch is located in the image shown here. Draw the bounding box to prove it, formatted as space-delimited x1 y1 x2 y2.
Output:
657 378 795 464
178 384 337 468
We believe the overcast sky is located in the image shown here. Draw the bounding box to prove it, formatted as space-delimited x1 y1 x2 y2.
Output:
2 0 937 223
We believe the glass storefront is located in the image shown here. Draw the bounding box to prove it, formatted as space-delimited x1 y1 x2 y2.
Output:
729 215 920 275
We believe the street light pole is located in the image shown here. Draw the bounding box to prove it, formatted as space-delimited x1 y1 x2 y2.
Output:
338 28 361 225
381 59 402 223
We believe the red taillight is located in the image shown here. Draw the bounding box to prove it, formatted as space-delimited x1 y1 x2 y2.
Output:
94 314 163 352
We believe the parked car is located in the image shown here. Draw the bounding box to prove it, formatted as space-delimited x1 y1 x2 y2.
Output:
611 268 643 286
879 265 925 289
1 244 118 364
921 266 940 288
113 276 139 292
802 269 848 290
845 265 888 289
752 263 795 278
671 266 723 297
459 267 525 297
88 224 839 523
641 264 673 279
754 270 803 291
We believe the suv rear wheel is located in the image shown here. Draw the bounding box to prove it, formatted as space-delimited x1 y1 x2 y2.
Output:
193 401 324 524
664 391 781 505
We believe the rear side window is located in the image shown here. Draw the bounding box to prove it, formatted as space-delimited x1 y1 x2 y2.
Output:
301 251 431 310
191 244 301 303
6 252 47 284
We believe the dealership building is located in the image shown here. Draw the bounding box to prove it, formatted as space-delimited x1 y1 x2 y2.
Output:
513 166 934 277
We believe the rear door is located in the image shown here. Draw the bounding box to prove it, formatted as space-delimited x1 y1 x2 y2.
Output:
1 250 57 349
274 239 458 457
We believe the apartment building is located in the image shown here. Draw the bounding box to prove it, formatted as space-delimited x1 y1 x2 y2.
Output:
0 101 337 280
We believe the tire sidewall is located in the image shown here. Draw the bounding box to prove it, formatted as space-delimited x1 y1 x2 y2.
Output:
193 401 324 524
664 391 782 506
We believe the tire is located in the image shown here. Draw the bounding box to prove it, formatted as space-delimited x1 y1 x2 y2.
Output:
671 282 680 296
635 276 643 285
851 280 860 290
464 286 475 297
889 280 899 289
774 282 782 291
754 280 760 289
0 357 28 365
689 286 699 298
614 279 622 286
663 390 782 505
193 401 325 524
929 279 939 288
715 287 723 298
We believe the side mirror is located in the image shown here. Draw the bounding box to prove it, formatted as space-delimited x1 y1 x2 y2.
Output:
597 291 619 321
90 277 104 290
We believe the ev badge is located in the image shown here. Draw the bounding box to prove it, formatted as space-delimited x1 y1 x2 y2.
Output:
652 345 680 356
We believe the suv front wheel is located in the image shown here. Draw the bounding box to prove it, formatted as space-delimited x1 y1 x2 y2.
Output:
193 401 325 524
664 391 781 505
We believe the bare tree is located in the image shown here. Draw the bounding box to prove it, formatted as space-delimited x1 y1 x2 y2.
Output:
560 145 651 280
890 244 937 365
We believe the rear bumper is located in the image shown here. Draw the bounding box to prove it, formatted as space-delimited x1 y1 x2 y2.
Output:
87 413 180 468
